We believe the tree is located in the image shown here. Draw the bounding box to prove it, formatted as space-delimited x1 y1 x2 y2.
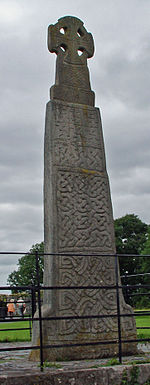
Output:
114 214 148 275
136 226 150 308
7 242 44 292
141 226 150 256
114 214 148 306
114 214 148 256
140 226 150 283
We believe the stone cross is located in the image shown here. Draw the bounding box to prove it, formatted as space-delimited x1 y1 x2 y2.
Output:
48 16 95 105
31 16 137 362
48 16 94 65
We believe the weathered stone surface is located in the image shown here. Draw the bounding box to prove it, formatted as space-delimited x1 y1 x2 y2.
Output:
31 16 137 361
31 99 137 361
48 16 95 106
0 364 150 385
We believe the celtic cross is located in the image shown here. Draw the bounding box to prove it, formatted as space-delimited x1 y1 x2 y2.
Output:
48 16 95 106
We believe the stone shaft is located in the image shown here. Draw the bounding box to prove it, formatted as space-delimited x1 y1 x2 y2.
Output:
31 99 137 361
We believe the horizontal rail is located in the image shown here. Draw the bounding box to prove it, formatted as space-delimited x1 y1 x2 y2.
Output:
1 284 150 292
0 327 31 332
0 337 150 355
1 312 150 324
0 252 150 257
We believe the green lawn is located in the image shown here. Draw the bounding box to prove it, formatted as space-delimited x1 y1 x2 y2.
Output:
0 311 149 342
0 320 32 342
136 315 150 339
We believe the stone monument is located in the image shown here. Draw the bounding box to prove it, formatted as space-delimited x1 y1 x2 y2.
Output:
31 16 137 361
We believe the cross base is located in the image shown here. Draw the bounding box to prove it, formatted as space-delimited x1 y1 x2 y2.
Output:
50 84 95 106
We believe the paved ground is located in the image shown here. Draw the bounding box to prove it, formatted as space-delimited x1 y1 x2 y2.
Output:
0 342 150 374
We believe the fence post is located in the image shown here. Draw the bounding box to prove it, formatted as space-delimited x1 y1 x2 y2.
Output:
115 253 122 364
30 286 36 340
35 250 44 371
28 293 32 339
124 272 129 304
31 286 36 319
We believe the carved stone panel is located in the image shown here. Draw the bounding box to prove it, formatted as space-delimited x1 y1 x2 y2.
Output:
56 171 114 252
51 100 103 147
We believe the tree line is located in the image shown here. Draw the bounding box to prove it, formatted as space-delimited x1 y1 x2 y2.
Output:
7 214 150 308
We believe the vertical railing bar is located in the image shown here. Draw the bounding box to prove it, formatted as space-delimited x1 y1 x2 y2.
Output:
35 250 44 371
29 294 32 339
31 286 34 320
29 318 32 339
124 272 128 303
115 253 122 364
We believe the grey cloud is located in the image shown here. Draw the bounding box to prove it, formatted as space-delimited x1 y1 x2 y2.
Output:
92 39 150 112
112 191 150 225
0 204 43 254
105 48 150 110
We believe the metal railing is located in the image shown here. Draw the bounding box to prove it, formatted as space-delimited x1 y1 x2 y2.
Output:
0 251 150 371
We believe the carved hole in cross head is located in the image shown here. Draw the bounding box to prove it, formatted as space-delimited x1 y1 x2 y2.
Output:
60 44 67 52
77 28 84 37
60 27 67 35
77 48 84 56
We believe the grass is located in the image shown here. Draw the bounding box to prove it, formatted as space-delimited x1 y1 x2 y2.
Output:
90 357 121 368
136 315 150 339
0 310 149 342
0 319 32 342
135 308 150 339
40 361 62 369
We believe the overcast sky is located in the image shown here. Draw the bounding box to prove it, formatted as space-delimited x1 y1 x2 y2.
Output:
0 0 150 288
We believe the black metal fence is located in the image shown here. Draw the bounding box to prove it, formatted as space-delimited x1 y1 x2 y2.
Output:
0 252 150 372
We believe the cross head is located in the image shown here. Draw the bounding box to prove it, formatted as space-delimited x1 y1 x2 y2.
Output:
48 16 94 66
